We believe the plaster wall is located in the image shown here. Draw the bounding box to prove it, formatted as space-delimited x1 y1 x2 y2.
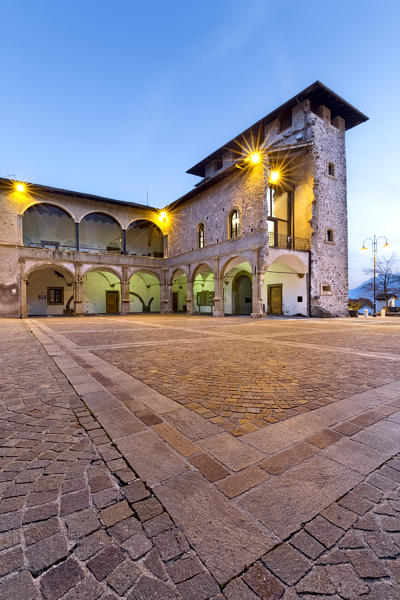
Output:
27 269 72 316
265 261 308 316
129 272 160 312
82 271 121 314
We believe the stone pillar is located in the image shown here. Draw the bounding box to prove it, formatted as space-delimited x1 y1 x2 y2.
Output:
75 223 80 251
186 280 194 315
20 278 28 318
160 269 170 314
251 270 266 318
73 264 83 316
212 277 224 317
121 267 130 315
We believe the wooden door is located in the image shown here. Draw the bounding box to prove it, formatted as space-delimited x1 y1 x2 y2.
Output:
106 290 119 314
268 285 282 314
172 292 178 312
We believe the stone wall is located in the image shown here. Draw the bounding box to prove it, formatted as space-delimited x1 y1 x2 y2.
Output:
309 111 348 317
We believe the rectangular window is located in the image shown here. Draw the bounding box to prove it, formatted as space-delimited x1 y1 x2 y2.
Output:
47 287 64 305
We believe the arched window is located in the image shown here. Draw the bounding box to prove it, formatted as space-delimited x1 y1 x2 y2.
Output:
79 213 122 253
198 224 205 249
230 210 240 239
22 203 76 250
126 220 164 257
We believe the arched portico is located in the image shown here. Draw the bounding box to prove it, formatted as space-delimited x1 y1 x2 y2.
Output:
22 203 76 250
24 264 75 316
265 253 308 316
170 269 188 312
192 264 215 314
222 259 253 315
126 219 164 257
82 268 122 314
129 271 160 313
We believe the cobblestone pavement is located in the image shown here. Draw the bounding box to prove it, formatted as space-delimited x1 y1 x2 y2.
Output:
0 321 219 599
2 315 400 599
46 315 400 436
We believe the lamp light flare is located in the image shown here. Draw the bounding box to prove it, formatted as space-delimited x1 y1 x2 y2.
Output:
269 170 280 184
383 242 390 249
16 182 25 192
158 211 168 223
249 152 261 164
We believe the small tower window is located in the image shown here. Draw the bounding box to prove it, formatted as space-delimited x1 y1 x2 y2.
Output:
327 163 335 176
198 223 205 249
326 228 334 243
230 210 239 239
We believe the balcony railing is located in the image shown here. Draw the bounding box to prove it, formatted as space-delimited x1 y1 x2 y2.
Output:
268 232 309 251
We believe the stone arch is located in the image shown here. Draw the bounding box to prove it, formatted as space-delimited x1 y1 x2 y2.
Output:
231 271 253 315
79 212 123 253
24 263 75 317
170 267 189 285
191 262 215 283
22 203 76 250
128 268 161 282
220 255 253 279
78 210 123 228
21 201 76 221
129 270 161 313
267 252 308 274
81 265 123 282
24 262 75 282
265 253 308 316
126 219 164 257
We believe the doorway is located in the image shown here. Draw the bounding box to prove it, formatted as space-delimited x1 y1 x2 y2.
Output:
268 284 283 314
106 290 119 314
232 273 252 315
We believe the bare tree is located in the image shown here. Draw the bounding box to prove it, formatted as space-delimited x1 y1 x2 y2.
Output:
362 253 400 308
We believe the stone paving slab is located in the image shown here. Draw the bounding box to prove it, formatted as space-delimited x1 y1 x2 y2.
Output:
198 432 265 471
322 437 390 474
116 431 191 485
239 455 363 539
352 419 400 454
154 470 276 584
164 408 222 441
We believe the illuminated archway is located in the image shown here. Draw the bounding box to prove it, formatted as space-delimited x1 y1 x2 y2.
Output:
22 203 76 250
171 269 187 313
129 271 160 313
26 266 74 316
126 220 164 257
222 259 252 315
82 268 121 314
265 254 308 316
192 264 214 314
79 213 122 253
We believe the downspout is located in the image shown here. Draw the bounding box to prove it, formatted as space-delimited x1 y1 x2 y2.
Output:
308 250 312 317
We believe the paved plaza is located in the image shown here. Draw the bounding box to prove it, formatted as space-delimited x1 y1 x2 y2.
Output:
2 315 400 599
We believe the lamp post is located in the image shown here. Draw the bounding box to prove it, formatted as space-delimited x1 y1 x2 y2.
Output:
360 235 390 315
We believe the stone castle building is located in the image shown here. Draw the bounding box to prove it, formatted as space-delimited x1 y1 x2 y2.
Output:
0 81 367 319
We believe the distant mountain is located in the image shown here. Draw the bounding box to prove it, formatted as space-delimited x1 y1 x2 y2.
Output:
349 273 400 301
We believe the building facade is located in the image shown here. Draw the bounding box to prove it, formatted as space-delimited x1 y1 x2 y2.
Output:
0 81 367 319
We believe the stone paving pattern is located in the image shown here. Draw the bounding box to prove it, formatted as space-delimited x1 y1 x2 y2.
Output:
2 315 400 599
55 316 400 436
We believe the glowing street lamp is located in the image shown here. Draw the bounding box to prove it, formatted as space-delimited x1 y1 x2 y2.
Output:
15 182 25 192
360 234 390 315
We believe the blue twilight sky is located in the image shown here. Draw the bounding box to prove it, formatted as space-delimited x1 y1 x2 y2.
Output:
1 0 399 287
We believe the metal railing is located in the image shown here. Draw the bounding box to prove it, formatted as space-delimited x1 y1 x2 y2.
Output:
268 232 310 251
